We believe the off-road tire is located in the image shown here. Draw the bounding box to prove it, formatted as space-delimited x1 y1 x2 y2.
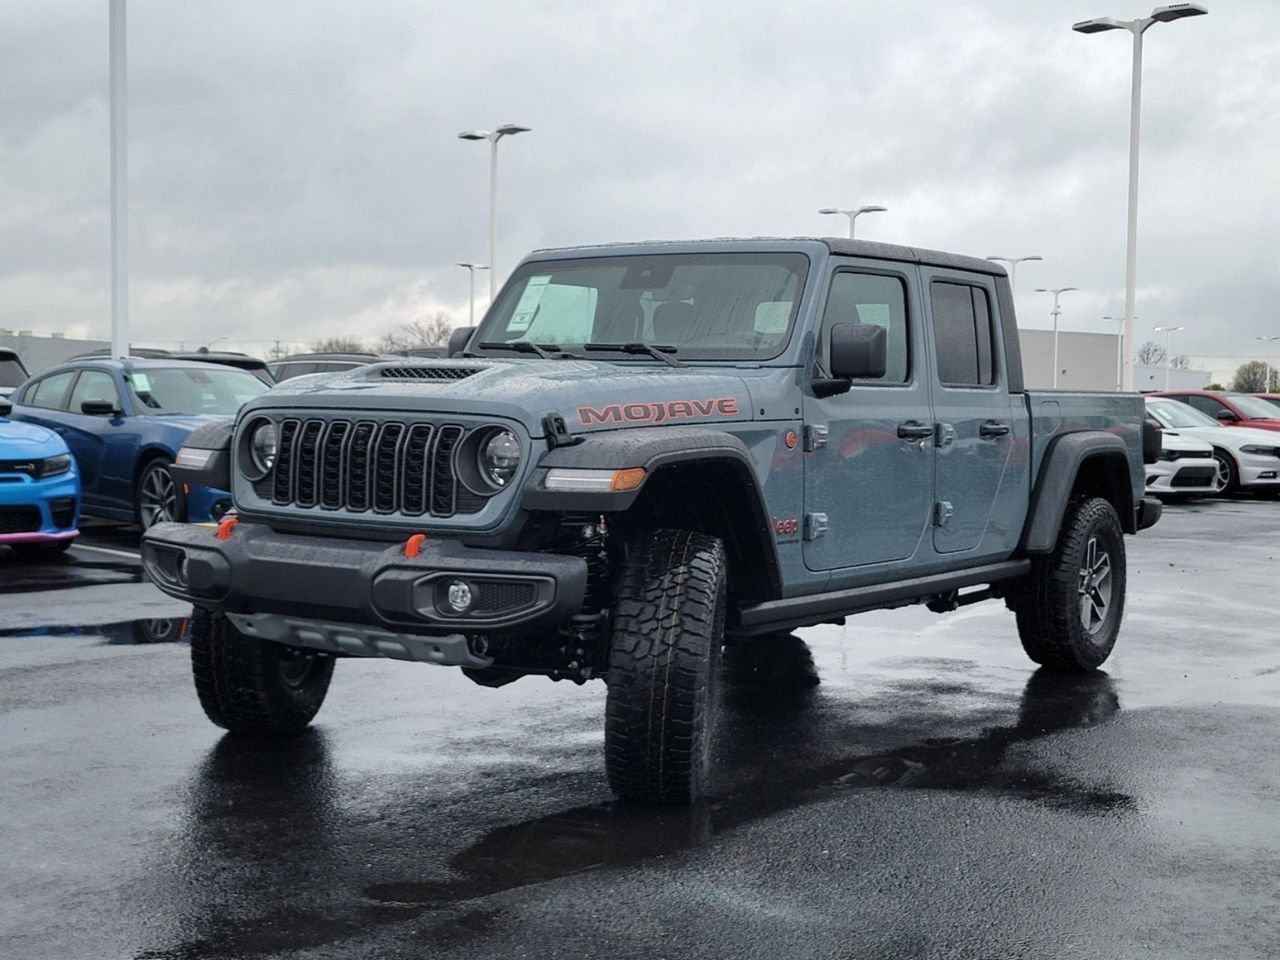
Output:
1015 496 1126 672
191 607 335 733
605 528 726 804
1212 449 1239 496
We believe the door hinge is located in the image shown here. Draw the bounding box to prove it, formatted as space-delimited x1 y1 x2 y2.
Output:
804 424 829 451
804 512 829 541
933 501 954 527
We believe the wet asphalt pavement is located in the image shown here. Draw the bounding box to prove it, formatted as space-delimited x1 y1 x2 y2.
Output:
2 504 1278 959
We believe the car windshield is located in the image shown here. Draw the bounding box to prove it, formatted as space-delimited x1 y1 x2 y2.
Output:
473 253 810 362
1147 398 1218 429
123 366 267 416
1227 394 1280 418
0 356 27 388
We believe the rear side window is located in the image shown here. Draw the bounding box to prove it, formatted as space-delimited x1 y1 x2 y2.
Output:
817 272 910 383
931 281 996 387
1183 395 1226 418
25 370 77 409
274 363 316 381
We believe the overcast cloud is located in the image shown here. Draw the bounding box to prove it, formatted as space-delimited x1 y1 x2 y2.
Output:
1 0 1277 358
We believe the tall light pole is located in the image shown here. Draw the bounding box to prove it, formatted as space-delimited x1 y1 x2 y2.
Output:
986 255 1042 297
1255 335 1280 391
818 205 887 239
109 0 128 360
1073 3 1208 392
455 261 490 326
1036 287 1078 388
1103 314 1127 389
1152 324 1184 389
458 124 531 300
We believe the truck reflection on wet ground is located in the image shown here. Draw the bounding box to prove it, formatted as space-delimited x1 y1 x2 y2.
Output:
147 634 1127 960
0 617 189 644
0 553 143 593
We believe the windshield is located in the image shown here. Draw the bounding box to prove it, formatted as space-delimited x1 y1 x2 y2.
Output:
123 366 267 416
474 253 810 362
1147 398 1218 429
1227 394 1280 418
0 356 27 388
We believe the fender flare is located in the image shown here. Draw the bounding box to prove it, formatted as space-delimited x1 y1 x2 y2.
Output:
167 421 234 493
1021 431 1137 553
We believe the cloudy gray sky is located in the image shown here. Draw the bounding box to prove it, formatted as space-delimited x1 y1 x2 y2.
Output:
2 0 1277 358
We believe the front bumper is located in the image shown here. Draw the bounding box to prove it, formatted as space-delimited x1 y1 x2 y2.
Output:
1238 454 1280 488
1145 457 1217 495
140 520 588 636
0 472 80 544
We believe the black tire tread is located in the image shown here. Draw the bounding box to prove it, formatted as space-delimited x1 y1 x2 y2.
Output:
1015 496 1125 672
605 528 726 804
191 607 334 733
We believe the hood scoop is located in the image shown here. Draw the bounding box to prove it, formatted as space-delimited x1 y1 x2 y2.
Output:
373 365 488 381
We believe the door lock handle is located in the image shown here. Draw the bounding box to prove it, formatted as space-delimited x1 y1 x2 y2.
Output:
897 421 934 440
980 420 1010 438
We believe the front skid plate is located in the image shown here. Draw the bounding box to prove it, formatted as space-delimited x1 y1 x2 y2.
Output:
225 612 493 668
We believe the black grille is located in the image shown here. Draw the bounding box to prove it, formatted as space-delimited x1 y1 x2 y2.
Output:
49 498 76 529
265 418 485 518
377 366 483 381
1172 466 1216 488
473 580 538 615
0 506 41 534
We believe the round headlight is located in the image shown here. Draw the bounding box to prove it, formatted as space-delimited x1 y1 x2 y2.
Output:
479 429 521 487
250 421 278 473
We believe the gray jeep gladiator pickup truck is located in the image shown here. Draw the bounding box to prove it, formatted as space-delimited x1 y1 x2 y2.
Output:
142 237 1162 803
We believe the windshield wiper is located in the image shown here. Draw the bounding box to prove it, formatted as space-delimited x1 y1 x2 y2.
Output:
583 342 685 368
479 341 578 360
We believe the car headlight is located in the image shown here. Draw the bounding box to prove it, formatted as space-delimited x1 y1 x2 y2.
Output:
39 454 72 477
1239 444 1280 456
249 421 278 473
479 429 521 488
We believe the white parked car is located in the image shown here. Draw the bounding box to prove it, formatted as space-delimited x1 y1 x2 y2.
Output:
1145 397 1280 496
1144 428 1217 497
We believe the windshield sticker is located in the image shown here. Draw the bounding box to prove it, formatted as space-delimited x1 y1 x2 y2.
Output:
508 276 552 332
131 373 151 393
577 397 739 427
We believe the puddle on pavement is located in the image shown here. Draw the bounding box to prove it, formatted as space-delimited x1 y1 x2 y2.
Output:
361 638 1129 907
0 617 189 644
0 554 142 593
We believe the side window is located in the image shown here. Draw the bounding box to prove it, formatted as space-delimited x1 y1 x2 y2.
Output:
817 272 909 383
68 370 120 412
931 281 997 387
1184 395 1225 418
26 371 77 410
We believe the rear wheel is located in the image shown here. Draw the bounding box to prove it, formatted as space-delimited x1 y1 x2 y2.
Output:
605 528 726 804
191 607 334 733
137 457 179 530
1015 497 1126 672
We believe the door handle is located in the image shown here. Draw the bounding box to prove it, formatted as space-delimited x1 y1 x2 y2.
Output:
980 420 1010 439
897 421 934 441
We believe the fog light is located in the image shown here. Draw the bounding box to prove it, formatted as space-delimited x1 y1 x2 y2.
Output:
446 580 474 613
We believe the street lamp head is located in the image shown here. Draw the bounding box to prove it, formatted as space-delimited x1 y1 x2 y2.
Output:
857 205 888 215
1150 3 1208 23
817 208 841 215
494 123 531 137
1022 255 1044 262
457 130 489 141
1073 16 1126 33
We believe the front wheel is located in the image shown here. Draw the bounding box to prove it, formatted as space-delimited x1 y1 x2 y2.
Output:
137 457 180 530
605 529 727 804
191 608 335 733
1212 449 1239 496
1014 497 1126 672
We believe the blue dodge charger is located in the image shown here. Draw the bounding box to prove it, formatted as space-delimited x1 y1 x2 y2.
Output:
10 358 268 530
0 395 80 555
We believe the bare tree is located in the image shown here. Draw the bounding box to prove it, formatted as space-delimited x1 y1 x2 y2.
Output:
1230 360 1276 393
311 336 368 353
378 311 456 353
1171 354 1191 370
1136 340 1166 366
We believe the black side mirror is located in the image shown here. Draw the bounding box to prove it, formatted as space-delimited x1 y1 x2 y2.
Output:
80 400 119 417
0 397 12 418
813 324 887 399
448 326 476 358
1142 416 1163 465
1215 409 1238 422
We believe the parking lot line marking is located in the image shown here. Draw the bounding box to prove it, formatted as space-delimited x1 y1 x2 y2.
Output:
72 544 141 560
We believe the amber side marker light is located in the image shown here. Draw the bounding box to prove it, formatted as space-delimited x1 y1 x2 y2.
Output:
544 467 647 493
611 468 646 492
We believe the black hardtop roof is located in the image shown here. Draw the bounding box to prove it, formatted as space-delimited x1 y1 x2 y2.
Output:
524 237 1006 278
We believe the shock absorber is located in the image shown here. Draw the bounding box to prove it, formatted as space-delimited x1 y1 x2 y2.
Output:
553 516 610 682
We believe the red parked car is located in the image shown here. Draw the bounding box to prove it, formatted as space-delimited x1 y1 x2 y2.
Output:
1149 390 1280 432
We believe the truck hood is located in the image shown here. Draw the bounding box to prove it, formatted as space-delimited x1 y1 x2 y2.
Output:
251 358 783 437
